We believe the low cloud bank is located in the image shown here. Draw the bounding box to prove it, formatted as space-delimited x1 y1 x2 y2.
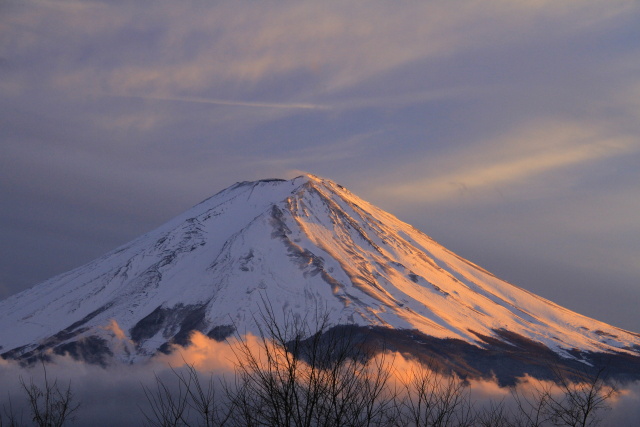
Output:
0 334 264 426
2 333 640 426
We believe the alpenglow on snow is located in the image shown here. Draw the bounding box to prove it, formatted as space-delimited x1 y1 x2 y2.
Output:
1 174 640 380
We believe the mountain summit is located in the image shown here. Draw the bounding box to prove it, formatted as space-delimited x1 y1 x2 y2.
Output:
1 175 639 379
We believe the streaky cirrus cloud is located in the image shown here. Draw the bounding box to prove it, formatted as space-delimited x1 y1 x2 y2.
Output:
374 121 639 204
4 0 634 99
110 94 330 111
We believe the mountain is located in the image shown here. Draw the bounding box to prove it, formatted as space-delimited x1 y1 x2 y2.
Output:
1 174 639 382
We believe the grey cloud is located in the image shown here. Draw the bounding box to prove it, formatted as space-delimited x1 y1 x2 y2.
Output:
1 354 640 426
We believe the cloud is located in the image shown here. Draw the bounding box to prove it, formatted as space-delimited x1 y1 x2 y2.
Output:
155 331 256 373
2 334 638 426
110 94 330 111
7 1 634 100
374 121 639 204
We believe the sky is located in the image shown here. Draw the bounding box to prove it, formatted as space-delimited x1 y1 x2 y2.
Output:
1 0 639 331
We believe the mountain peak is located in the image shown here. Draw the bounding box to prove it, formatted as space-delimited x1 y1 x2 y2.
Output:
2 176 640 375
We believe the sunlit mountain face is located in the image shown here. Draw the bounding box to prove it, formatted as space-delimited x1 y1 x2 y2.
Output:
2 174 639 383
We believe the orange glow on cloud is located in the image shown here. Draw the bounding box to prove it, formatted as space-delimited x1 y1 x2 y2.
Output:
376 122 639 203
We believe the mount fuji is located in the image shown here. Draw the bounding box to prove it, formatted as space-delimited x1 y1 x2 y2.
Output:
1 174 639 382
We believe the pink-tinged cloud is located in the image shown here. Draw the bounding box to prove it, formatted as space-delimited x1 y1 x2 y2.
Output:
375 121 639 204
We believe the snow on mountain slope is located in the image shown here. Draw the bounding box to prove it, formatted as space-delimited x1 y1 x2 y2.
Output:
1 174 639 364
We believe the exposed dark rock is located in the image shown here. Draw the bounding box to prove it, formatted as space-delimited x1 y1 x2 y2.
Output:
1 344 30 362
157 341 173 355
172 305 208 347
130 303 210 348
5 301 213 365
1 324 93 366
256 178 287 183
130 305 166 343
300 325 640 386
54 336 113 366
207 324 236 341
63 303 114 333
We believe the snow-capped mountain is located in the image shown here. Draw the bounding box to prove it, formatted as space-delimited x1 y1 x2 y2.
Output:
1 175 639 379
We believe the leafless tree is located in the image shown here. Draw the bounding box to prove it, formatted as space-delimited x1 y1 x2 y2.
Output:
501 367 617 427
181 363 233 427
474 399 513 427
140 298 397 426
1 394 24 427
19 361 79 427
141 370 190 427
397 363 474 427
226 298 398 427
509 377 553 427
544 367 616 427
138 297 621 427
142 362 233 427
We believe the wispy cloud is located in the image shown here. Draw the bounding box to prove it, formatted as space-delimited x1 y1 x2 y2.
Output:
375 121 639 204
12 1 630 99
110 94 330 110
